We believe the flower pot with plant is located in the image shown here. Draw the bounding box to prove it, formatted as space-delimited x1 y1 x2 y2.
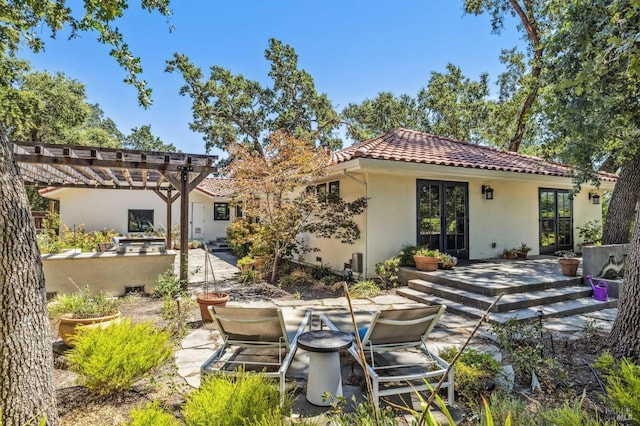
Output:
438 253 458 270
49 286 121 347
502 248 517 259
413 248 441 271
237 255 255 271
556 250 580 276
516 242 531 259
197 248 229 322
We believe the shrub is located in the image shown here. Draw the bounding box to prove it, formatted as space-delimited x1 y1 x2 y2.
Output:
577 219 602 245
602 358 640 422
48 287 120 319
127 401 180 426
182 372 289 425
153 270 187 299
397 243 419 266
375 257 400 289
225 218 253 257
541 401 615 426
67 319 173 394
238 269 256 283
476 392 538 426
349 280 381 298
439 347 501 404
310 263 333 280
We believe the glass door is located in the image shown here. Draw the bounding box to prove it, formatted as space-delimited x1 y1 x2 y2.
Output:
539 189 573 254
417 180 469 259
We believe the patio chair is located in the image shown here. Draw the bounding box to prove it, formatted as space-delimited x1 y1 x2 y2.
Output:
201 306 312 406
320 305 454 409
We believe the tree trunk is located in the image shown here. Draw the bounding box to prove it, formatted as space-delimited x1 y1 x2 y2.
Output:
609 206 640 360
602 150 640 244
0 131 59 425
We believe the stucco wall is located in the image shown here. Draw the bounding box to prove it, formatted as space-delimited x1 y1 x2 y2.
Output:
42 251 176 296
302 164 608 279
49 188 235 243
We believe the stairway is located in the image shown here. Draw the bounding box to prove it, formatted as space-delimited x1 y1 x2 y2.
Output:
208 237 231 252
395 258 618 324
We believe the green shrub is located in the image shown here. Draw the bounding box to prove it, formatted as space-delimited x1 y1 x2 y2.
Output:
182 372 289 425
239 269 256 283
48 287 120 319
577 219 602 245
153 269 187 299
67 319 173 394
603 358 640 422
541 401 615 426
375 257 400 289
476 393 538 426
310 263 333 280
397 243 419 266
225 218 253 257
439 347 501 404
127 401 180 426
349 280 381 298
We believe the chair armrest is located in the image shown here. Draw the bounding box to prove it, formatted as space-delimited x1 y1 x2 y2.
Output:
279 309 313 374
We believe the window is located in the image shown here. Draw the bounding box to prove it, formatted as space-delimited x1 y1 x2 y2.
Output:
214 203 230 221
235 204 243 219
329 180 340 196
128 209 154 232
316 183 327 196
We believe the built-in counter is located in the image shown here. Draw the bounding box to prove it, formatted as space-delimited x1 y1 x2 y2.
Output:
42 250 176 296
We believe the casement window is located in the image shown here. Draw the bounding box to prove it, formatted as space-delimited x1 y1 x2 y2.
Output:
128 209 154 232
214 202 230 221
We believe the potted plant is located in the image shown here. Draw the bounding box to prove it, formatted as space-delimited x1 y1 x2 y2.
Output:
438 253 458 270
237 255 255 271
502 248 517 259
197 248 229 322
516 242 531 259
556 250 580 276
413 248 441 271
49 286 121 347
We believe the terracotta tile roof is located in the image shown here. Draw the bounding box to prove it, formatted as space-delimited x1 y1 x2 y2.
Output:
332 128 618 182
197 177 235 197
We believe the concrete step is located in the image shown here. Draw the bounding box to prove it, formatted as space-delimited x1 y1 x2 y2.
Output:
396 287 618 324
408 279 594 313
399 267 582 296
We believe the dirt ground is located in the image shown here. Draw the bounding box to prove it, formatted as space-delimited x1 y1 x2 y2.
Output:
50 277 617 425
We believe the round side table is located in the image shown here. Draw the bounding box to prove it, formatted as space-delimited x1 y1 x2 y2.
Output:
297 329 353 406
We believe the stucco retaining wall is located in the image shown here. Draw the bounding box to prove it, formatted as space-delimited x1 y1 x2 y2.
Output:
582 244 629 279
42 250 176 296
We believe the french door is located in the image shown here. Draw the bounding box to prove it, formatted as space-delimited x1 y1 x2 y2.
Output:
416 180 469 259
539 189 573 254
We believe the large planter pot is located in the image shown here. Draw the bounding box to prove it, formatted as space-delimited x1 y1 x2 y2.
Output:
197 292 229 322
559 258 580 276
413 255 439 272
252 255 269 269
58 311 122 347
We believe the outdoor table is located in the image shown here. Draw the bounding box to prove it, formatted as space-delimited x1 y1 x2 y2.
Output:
297 329 353 406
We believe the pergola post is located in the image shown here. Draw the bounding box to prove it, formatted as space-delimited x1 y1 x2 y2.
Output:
178 165 192 281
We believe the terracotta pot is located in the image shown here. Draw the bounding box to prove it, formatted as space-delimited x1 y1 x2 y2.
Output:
516 251 528 259
197 292 229 322
238 262 254 271
58 311 122 347
413 255 439 272
252 255 269 269
559 258 580 276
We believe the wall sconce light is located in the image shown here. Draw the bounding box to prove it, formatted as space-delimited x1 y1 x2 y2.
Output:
481 185 494 200
589 193 600 204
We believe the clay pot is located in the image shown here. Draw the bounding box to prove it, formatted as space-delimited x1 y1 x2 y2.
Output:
559 258 580 276
197 292 229 322
413 255 439 272
58 311 122 347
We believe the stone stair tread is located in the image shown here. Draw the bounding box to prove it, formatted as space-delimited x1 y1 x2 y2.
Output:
396 287 617 324
409 279 592 304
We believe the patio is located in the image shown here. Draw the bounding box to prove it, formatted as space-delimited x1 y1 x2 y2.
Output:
173 250 619 420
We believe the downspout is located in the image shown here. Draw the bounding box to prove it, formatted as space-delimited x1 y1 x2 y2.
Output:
343 170 368 279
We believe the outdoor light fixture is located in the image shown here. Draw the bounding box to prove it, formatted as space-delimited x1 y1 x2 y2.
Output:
589 192 601 204
481 185 494 200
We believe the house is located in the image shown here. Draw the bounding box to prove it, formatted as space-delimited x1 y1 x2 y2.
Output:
40 177 237 244
300 128 617 279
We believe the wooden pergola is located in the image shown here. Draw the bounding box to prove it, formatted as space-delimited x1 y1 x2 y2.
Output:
11 141 218 281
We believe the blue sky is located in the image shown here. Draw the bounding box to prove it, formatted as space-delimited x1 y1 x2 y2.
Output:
22 1 523 158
